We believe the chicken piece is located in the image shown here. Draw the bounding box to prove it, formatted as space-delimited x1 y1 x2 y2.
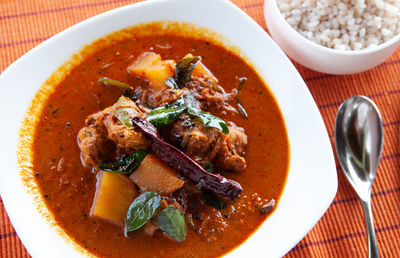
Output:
85 107 111 127
78 125 114 168
78 96 149 169
103 96 149 150
164 114 247 172
182 54 238 114
214 123 247 172
147 88 185 108
165 113 224 165
127 52 176 90
130 85 186 110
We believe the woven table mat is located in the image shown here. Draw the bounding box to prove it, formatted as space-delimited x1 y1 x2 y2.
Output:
1 0 399 257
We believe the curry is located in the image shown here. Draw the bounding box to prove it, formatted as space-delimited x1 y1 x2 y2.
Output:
30 23 289 257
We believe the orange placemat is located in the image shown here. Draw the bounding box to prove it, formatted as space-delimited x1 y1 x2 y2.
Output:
1 0 399 257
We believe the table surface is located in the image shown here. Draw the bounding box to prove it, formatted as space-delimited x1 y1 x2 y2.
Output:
1 0 400 257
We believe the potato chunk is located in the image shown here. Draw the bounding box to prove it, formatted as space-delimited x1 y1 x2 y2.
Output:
129 154 184 194
91 172 138 226
127 52 176 90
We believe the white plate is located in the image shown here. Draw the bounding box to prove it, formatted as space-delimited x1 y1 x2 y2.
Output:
0 0 337 257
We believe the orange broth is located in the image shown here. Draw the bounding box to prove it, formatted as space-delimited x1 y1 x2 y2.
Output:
30 24 289 257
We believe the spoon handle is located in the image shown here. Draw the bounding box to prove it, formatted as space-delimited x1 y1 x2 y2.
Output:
361 197 379 258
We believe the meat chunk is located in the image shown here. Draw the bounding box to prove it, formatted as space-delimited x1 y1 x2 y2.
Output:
129 86 186 110
181 54 238 115
164 113 247 172
165 113 224 165
103 96 149 149
78 126 114 168
214 123 247 172
188 79 238 115
78 96 149 169
145 88 185 108
164 114 247 172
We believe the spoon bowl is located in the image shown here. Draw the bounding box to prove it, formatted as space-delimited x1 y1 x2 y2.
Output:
335 95 383 258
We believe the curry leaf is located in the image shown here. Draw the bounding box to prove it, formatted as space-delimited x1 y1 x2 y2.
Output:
98 77 132 90
157 206 187 242
186 106 229 134
99 149 151 174
146 105 187 128
165 56 201 89
203 191 227 210
146 95 229 134
115 107 134 128
175 56 201 88
125 192 161 237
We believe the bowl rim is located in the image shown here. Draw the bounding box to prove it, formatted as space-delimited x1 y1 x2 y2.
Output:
268 0 400 55
0 0 337 257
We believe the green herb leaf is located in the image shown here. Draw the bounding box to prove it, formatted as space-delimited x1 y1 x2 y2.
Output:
175 56 201 88
125 192 161 236
165 56 201 89
146 95 229 134
99 149 151 174
157 206 187 242
186 106 229 134
114 96 143 128
98 77 132 90
115 107 134 128
182 95 228 134
203 191 227 210
146 105 187 128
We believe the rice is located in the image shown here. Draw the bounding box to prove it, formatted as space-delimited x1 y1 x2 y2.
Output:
276 0 400 50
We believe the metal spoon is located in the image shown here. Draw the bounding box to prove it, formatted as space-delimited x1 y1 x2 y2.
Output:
334 95 383 258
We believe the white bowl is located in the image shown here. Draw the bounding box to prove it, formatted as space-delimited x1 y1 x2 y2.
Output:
264 0 400 75
0 0 337 257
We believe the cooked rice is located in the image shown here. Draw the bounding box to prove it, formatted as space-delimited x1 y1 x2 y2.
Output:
277 0 400 50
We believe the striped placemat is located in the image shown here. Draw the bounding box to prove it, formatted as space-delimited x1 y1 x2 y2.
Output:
1 0 399 257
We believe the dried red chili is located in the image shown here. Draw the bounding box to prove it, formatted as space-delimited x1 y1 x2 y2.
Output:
132 117 242 198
